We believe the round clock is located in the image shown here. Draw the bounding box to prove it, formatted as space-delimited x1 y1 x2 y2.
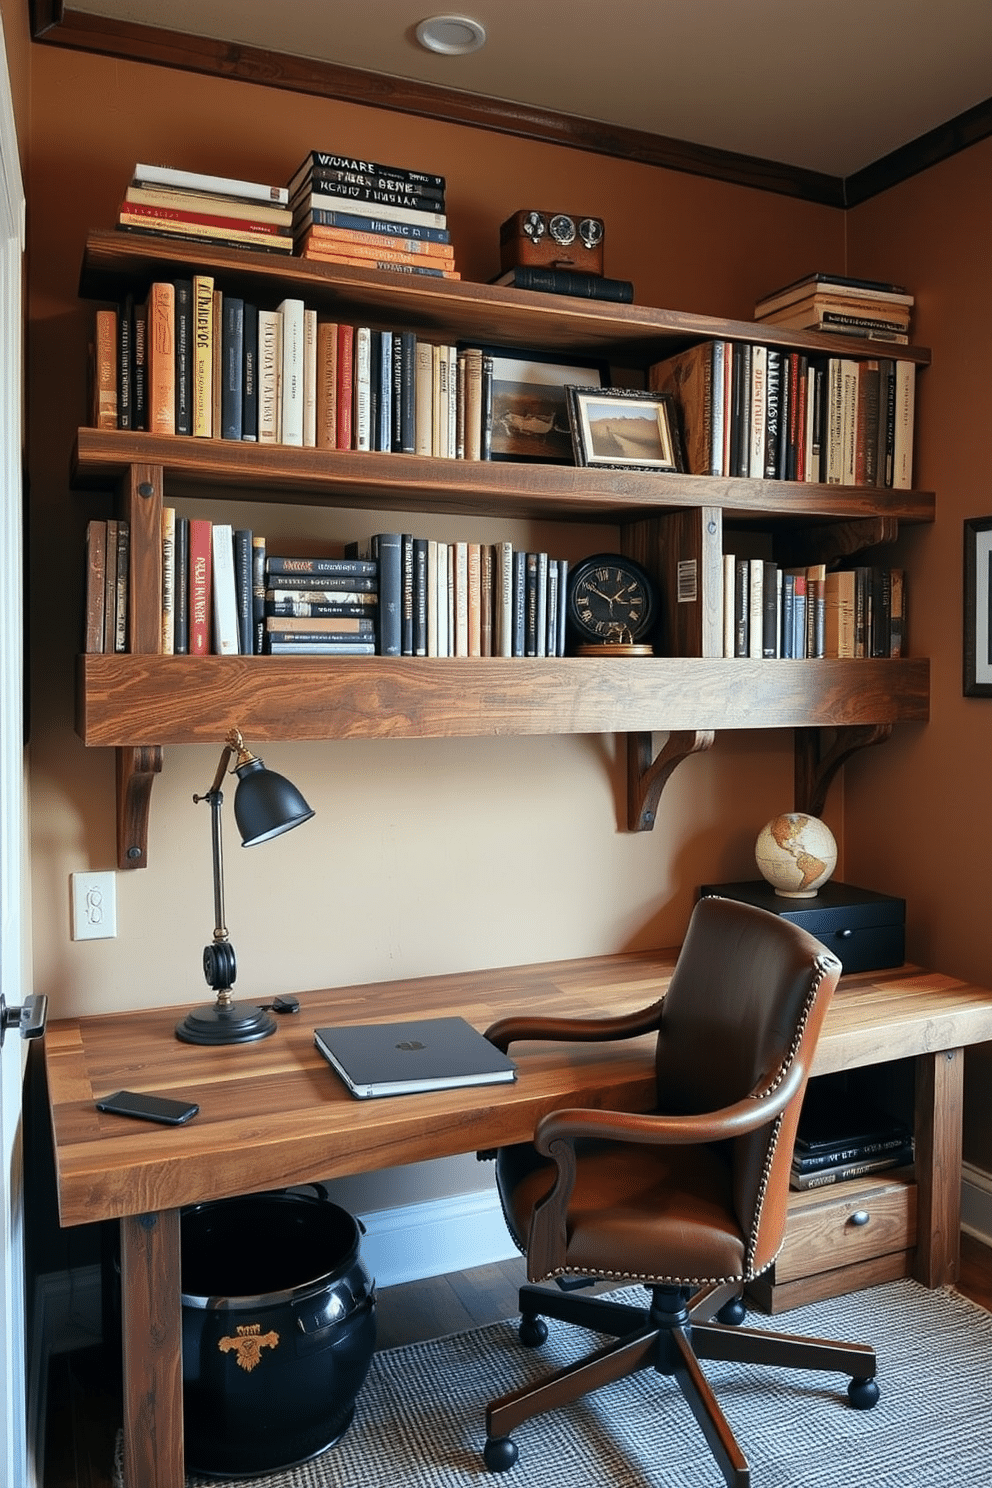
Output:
566 553 658 653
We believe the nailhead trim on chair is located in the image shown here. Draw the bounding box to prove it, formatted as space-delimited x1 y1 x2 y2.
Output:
741 953 835 1280
497 951 838 1291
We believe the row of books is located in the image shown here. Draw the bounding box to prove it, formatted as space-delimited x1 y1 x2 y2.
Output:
289 149 459 281
755 272 914 345
116 162 293 256
650 342 916 488
345 534 570 659
91 291 502 458
790 1080 914 1191
83 517 571 659
721 558 905 660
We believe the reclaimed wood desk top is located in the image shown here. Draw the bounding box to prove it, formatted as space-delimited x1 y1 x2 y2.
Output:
45 950 992 1230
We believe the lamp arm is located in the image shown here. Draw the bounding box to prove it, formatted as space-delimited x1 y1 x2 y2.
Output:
194 740 239 996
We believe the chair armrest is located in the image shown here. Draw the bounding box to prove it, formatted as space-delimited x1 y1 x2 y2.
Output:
526 1060 807 1277
484 999 665 1054
535 1058 806 1153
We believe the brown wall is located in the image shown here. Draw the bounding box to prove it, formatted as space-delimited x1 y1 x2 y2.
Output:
14 37 992 1198
845 139 992 1170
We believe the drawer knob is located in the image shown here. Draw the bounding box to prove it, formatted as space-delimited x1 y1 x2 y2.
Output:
849 1209 871 1227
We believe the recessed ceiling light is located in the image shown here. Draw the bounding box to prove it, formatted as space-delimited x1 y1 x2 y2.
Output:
415 15 487 55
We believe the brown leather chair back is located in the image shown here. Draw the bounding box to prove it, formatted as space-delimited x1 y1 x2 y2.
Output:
654 896 841 1276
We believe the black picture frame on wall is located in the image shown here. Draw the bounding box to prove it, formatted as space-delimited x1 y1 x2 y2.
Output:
963 515 992 695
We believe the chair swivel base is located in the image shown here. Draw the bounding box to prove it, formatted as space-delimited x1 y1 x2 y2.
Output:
483 1283 878 1488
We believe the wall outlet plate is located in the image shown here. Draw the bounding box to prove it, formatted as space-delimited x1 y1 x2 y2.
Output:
71 872 117 940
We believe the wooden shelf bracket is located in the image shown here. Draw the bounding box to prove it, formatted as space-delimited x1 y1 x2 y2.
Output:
628 729 716 832
794 723 893 819
116 745 163 869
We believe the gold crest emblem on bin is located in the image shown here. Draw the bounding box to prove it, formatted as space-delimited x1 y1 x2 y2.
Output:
218 1323 280 1372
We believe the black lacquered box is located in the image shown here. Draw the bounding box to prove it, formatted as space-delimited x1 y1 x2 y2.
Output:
698 880 906 974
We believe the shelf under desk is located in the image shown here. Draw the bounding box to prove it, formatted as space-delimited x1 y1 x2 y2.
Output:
44 950 992 1488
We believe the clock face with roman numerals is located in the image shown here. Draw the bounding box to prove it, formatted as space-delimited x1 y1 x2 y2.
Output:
566 553 657 645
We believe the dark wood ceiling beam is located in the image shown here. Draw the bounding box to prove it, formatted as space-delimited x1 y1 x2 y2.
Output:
844 93 992 206
29 4 844 206
29 4 992 208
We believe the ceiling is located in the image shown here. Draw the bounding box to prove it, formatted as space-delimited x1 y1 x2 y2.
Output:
44 0 992 182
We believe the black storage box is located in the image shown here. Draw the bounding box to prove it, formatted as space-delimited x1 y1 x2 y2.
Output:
698 880 905 974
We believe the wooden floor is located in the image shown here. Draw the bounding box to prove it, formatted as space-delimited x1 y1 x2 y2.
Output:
42 1236 992 1488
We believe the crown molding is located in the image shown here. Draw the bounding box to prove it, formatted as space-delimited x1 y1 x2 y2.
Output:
29 4 992 208
844 93 992 206
29 5 843 205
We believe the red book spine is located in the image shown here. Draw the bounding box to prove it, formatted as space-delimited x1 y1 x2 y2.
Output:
336 324 354 449
188 518 212 655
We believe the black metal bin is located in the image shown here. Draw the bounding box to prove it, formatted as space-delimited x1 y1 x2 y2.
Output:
180 1185 376 1478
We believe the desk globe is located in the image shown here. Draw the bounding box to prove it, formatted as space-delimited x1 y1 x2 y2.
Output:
755 812 837 898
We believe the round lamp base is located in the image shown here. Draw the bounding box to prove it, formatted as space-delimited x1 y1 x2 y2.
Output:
176 1000 278 1045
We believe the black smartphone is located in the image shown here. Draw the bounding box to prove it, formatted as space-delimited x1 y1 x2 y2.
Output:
96 1090 200 1125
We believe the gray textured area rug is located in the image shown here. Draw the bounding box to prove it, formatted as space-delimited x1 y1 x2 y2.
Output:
116 1280 992 1487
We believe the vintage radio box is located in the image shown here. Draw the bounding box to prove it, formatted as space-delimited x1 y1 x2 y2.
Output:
698 880 906 975
500 210 605 275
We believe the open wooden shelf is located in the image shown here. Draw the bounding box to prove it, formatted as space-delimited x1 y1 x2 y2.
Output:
75 231 935 866
73 427 936 527
80 230 933 369
76 654 931 748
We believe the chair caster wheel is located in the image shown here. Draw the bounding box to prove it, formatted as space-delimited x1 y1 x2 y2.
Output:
518 1314 548 1347
848 1376 880 1410
716 1295 747 1326
484 1435 519 1472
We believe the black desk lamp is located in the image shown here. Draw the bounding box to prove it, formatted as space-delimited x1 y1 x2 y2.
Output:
176 729 315 1046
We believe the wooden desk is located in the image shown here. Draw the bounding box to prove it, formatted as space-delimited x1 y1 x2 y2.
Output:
45 951 992 1488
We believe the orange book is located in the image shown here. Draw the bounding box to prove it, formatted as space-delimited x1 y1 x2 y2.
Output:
316 320 338 450
93 309 118 428
297 248 460 280
300 222 453 257
336 324 354 450
298 228 454 267
146 281 175 436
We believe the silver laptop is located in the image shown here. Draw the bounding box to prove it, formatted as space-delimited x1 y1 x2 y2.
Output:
314 1016 517 1099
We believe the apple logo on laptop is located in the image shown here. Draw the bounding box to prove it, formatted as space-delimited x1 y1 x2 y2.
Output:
395 1040 426 1051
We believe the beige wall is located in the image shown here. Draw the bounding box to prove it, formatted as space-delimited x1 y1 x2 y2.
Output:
15 39 991 1194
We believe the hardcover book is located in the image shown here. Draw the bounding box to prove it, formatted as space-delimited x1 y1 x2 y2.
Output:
173 278 192 436
313 1016 516 1100
148 281 175 435
132 162 289 205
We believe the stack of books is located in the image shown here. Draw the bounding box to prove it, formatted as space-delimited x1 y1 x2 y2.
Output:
790 1082 914 1191
289 150 458 279
262 555 378 656
754 272 914 344
116 163 293 256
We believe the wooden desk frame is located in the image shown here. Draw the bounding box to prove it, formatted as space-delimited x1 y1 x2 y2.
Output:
44 952 992 1488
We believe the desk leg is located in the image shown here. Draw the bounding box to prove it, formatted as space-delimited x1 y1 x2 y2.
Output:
913 1048 963 1289
120 1211 185 1488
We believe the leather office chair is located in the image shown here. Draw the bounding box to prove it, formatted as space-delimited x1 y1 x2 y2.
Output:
481 896 879 1488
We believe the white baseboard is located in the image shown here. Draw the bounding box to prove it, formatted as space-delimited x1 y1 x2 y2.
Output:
961 1162 992 1247
358 1187 518 1289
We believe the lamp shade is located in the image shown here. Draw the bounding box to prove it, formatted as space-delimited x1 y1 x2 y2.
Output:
233 755 315 847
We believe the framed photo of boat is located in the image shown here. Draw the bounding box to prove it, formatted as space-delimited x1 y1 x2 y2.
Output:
566 386 684 472
475 347 608 463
